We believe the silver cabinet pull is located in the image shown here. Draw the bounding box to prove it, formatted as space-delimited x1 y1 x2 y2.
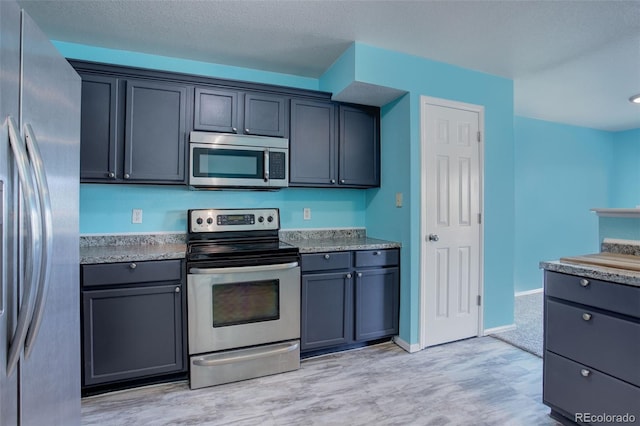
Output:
175 287 181 293
373 251 381 255
357 272 363 278
340 179 345 184
245 129 250 134
108 172 115 178
130 263 137 269
580 279 590 287
582 313 592 321
232 127 238 133
124 173 130 179
346 273 352 279
324 254 330 260
580 369 591 377
330 179 336 184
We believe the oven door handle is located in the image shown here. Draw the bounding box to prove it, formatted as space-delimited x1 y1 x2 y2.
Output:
192 341 299 367
189 261 299 275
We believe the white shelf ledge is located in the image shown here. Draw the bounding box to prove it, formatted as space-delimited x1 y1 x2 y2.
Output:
591 208 640 218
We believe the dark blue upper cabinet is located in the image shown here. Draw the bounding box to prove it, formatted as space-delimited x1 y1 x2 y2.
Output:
289 99 336 186
194 87 287 137
290 100 380 188
193 87 239 134
244 93 287 137
339 105 380 187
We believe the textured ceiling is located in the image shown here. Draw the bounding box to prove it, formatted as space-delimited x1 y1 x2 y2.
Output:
17 0 640 131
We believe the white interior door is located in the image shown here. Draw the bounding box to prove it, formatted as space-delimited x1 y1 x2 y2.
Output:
421 97 483 348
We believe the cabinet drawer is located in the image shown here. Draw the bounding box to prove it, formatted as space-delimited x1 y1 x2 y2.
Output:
545 271 640 319
82 260 182 287
301 252 351 272
543 351 640 422
354 249 399 268
545 298 640 386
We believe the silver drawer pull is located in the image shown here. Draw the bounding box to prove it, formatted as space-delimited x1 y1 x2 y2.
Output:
175 287 181 293
346 273 352 279
373 251 381 255
357 272 363 278
324 254 330 260
580 369 591 377
579 278 590 287
129 263 137 270
582 313 592 321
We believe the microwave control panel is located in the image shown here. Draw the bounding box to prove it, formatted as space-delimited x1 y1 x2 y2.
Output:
269 152 286 180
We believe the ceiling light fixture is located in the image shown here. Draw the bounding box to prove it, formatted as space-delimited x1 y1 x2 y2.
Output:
630 94 640 104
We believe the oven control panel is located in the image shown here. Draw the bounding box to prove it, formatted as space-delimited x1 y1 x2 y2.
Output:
189 208 280 233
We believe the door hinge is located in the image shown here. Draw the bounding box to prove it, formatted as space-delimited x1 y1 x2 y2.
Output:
477 295 481 306
477 131 481 142
477 213 482 224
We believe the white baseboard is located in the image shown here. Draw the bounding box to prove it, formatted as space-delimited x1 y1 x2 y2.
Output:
393 336 421 353
483 324 516 335
515 288 543 297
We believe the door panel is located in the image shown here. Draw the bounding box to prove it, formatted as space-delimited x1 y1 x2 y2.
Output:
422 101 481 347
19 8 82 425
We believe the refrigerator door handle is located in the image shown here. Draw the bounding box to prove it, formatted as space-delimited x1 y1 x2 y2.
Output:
23 123 53 357
6 116 43 376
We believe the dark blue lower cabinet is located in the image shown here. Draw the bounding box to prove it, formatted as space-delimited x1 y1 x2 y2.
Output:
301 249 400 354
301 272 353 351
355 267 399 341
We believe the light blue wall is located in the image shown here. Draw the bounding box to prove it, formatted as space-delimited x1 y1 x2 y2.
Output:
365 94 413 340
80 185 366 234
322 43 516 341
514 117 614 293
598 217 640 241
611 128 640 208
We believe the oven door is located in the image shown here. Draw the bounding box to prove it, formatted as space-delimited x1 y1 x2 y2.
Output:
187 261 300 354
189 143 288 188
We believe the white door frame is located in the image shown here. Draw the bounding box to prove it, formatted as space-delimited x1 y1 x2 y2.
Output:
419 95 485 350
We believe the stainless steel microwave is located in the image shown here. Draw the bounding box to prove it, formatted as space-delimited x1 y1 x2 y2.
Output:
189 132 289 189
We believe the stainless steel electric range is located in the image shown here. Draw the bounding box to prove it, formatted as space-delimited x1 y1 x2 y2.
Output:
185 208 301 389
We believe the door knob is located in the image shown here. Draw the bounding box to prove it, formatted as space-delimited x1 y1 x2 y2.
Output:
428 234 439 242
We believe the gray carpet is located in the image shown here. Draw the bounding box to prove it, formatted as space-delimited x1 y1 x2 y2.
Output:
490 291 543 358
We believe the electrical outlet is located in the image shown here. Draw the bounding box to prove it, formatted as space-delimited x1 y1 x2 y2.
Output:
395 193 403 208
132 209 143 224
303 207 311 220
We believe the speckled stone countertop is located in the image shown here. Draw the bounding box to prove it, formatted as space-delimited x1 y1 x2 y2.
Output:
540 238 640 288
280 228 401 254
80 233 186 265
80 229 401 264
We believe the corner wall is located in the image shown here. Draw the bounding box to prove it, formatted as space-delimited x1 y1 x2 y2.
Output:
513 117 614 292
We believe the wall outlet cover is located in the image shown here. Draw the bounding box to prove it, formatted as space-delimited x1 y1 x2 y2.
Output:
132 209 143 224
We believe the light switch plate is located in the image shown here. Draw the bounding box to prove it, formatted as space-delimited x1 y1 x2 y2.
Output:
395 193 403 208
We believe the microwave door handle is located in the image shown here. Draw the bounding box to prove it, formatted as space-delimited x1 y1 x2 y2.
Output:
263 149 269 182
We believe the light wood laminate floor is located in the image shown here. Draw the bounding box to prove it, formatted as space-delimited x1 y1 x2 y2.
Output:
82 337 560 425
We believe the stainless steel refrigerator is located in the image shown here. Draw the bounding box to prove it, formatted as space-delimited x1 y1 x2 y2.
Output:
1 1 81 424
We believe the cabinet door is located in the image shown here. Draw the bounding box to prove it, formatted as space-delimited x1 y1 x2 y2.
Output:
79 74 120 181
82 284 184 386
194 87 239 133
243 93 287 137
355 267 399 341
339 105 380 187
289 99 336 186
124 80 187 182
301 271 353 351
